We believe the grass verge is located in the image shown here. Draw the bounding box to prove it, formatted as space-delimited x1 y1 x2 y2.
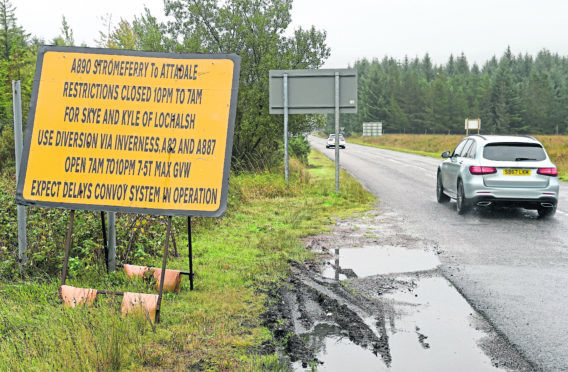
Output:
0 150 375 371
348 134 568 181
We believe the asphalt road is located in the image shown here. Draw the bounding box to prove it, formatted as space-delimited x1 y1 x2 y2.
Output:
310 136 568 372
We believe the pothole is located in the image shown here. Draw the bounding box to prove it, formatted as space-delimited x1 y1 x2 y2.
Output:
321 245 441 279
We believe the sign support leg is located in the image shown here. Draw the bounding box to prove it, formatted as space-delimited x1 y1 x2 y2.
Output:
172 227 178 257
155 216 172 324
107 212 116 272
61 210 75 285
188 216 194 291
12 80 27 265
283 73 289 185
101 211 108 273
334 72 340 193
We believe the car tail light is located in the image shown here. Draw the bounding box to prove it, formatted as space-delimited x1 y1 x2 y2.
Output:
469 166 497 175
537 168 558 177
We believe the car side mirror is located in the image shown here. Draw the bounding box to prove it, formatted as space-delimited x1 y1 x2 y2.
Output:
441 151 451 158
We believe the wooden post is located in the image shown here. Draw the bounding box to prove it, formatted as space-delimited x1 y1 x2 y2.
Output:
172 227 179 257
101 211 108 273
61 210 76 285
188 216 194 291
155 216 172 324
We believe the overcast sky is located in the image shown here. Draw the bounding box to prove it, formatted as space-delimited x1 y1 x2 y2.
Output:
12 0 568 68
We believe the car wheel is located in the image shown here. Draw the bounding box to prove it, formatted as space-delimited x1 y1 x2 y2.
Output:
456 180 469 215
437 172 450 203
537 204 557 218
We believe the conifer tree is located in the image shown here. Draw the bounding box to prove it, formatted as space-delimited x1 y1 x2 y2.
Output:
0 0 32 172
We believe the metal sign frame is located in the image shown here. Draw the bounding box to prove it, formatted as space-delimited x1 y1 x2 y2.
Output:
363 122 383 136
269 69 357 192
269 69 357 114
16 46 241 217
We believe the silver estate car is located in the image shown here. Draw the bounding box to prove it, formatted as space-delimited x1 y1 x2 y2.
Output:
326 134 346 149
436 135 559 217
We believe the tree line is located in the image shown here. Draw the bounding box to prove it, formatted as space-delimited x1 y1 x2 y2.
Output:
2 0 568 174
337 48 568 136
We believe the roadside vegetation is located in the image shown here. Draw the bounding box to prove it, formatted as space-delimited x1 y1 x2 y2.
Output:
0 150 375 370
347 134 568 181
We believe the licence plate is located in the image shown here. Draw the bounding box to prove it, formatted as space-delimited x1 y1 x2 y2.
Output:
503 169 531 176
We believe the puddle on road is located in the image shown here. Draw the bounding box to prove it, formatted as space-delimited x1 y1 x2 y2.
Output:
322 245 440 279
298 323 384 371
295 245 512 371
382 276 504 371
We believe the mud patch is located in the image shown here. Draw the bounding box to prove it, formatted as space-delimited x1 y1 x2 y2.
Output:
263 209 534 371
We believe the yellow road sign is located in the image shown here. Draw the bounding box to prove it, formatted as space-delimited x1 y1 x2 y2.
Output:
16 46 240 217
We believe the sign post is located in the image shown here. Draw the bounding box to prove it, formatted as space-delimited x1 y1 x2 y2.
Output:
363 122 383 136
16 46 240 322
465 118 481 135
12 80 27 264
269 69 357 192
334 72 340 193
283 73 289 184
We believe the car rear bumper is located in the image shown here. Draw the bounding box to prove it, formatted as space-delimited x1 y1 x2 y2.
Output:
463 175 559 205
463 177 559 209
469 195 557 209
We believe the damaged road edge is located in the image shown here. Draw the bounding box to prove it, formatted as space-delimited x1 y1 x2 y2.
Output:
261 209 535 371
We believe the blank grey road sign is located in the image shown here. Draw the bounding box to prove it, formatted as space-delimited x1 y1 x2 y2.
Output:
269 69 357 114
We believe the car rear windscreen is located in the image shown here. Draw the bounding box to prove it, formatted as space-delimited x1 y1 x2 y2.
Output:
483 143 546 161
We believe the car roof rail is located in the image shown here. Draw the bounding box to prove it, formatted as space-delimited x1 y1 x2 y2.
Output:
470 134 486 140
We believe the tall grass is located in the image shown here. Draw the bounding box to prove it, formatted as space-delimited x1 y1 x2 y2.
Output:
0 281 151 370
0 151 376 370
535 135 568 180
349 134 568 181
